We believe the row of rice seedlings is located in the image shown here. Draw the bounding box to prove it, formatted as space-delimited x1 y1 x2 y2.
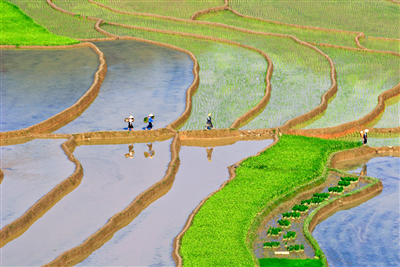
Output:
179 135 361 266
95 0 224 19
360 38 400 54
366 137 400 147
9 0 104 39
102 24 267 129
1 0 78 46
229 0 400 39
198 10 358 48
304 47 400 129
372 98 400 128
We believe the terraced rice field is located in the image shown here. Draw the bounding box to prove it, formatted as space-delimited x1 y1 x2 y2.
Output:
1 0 399 266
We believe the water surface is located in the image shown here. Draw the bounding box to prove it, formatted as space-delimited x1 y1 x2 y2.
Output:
1 48 98 132
77 139 273 266
55 40 193 133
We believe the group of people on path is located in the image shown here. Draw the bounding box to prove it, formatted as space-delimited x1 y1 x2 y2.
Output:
126 114 155 131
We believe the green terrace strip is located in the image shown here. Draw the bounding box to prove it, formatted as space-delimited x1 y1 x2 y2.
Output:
102 25 266 129
304 47 400 129
8 0 104 39
180 135 361 266
51 0 332 128
259 258 323 267
373 100 400 128
0 0 78 45
95 0 224 19
360 38 400 54
197 10 358 48
366 137 400 147
229 0 400 39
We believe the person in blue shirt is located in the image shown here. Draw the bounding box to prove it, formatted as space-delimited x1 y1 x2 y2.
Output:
205 113 213 130
145 114 154 130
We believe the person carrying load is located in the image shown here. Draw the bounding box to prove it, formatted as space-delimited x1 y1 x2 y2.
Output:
143 114 155 130
205 113 213 130
125 115 134 131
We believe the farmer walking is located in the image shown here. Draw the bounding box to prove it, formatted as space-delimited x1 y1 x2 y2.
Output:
205 113 213 130
360 129 369 145
126 115 134 131
144 114 155 130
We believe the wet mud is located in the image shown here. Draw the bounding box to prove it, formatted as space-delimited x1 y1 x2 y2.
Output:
0 139 75 229
54 40 194 133
313 156 400 267
76 139 273 266
0 139 172 266
0 48 98 132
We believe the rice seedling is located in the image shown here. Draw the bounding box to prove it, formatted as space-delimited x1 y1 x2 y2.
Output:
328 186 344 193
267 227 282 236
277 219 291 227
198 10 358 48
8 0 104 39
313 192 330 199
95 0 224 19
304 47 400 129
337 180 351 187
263 241 280 249
180 135 360 266
373 99 400 128
282 231 296 240
287 244 304 252
282 211 300 219
365 137 400 147
292 204 308 212
1 0 78 45
229 0 400 39
360 38 400 54
341 177 358 183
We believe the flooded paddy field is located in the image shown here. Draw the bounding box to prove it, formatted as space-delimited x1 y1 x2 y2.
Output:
0 139 172 266
313 156 400 267
0 139 75 228
76 139 273 266
0 48 98 132
55 40 194 133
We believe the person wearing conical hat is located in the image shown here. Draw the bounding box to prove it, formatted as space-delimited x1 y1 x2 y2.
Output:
363 129 369 145
205 113 213 130
145 114 155 130
127 115 134 131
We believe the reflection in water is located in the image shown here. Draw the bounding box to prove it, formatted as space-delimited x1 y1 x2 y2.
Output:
77 139 274 267
313 156 400 267
206 147 213 162
144 143 155 159
1 140 172 266
125 144 134 159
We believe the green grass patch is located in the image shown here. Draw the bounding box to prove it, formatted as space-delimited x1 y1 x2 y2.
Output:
198 10 358 48
230 0 400 39
304 47 400 129
259 258 323 267
373 99 400 128
180 135 361 266
0 0 79 45
8 0 104 39
360 38 400 54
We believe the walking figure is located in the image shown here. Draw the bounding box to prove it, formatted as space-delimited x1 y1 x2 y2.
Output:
143 114 155 130
125 115 134 131
360 129 369 145
205 113 213 130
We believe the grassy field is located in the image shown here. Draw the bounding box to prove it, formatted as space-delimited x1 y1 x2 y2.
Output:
229 0 400 39
95 0 225 19
180 135 361 266
360 38 400 54
259 258 323 267
304 47 400 129
103 25 267 129
1 0 79 45
197 10 358 48
8 0 105 39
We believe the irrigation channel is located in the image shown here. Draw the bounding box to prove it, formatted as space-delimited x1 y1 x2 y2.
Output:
0 139 75 228
54 40 194 133
313 155 400 267
75 139 273 266
0 47 98 132
1 139 172 266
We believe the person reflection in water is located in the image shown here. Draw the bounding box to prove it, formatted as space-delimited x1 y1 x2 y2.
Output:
125 144 134 159
206 147 213 162
144 143 155 159
360 163 367 177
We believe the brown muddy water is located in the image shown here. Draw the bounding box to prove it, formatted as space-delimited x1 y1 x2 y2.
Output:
76 139 273 267
54 40 194 133
0 48 98 132
0 139 172 266
0 139 75 228
313 156 400 267
253 171 369 260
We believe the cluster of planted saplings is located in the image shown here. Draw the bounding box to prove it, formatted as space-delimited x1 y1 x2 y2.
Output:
282 231 296 240
277 219 291 227
328 176 359 194
286 244 305 252
263 241 280 249
282 211 301 219
300 192 330 206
